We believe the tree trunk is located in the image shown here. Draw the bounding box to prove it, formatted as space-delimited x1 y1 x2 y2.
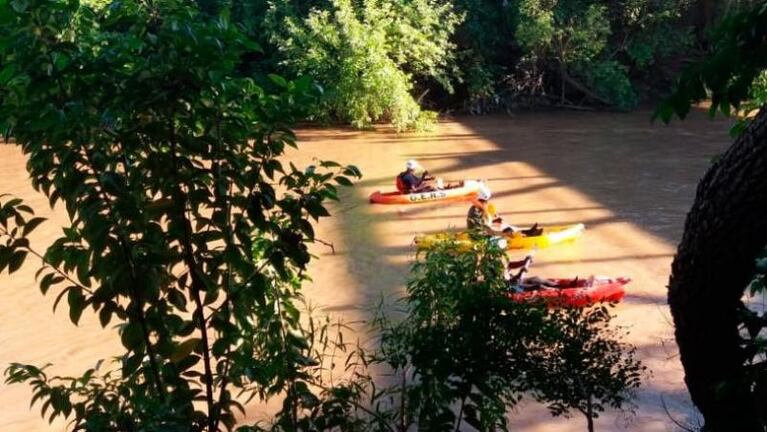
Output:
586 396 595 432
668 108 767 430
559 67 614 108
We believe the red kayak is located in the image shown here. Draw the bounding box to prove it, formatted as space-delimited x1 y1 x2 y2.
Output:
509 277 629 307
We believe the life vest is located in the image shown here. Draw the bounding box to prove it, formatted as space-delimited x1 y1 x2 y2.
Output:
395 173 407 193
468 200 498 226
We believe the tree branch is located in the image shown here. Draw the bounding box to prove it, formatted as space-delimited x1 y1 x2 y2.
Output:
166 116 216 430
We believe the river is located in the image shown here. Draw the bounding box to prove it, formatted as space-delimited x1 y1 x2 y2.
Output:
0 110 732 431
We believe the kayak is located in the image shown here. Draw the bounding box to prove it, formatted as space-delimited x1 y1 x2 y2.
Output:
414 223 585 250
509 276 629 307
369 180 482 205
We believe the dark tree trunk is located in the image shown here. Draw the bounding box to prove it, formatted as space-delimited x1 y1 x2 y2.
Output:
668 108 767 431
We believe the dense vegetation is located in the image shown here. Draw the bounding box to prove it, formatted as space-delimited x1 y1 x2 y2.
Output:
202 0 695 129
0 0 360 428
0 4 644 430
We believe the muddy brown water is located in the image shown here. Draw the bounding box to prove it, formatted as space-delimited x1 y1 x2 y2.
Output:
0 110 732 431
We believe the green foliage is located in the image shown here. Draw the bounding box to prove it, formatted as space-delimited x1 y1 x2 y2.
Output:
269 237 644 431
142 0 691 122
656 2 767 122
512 0 687 109
387 238 644 431
728 70 767 136
516 1 610 63
0 0 360 429
733 247 767 429
527 306 645 431
386 238 536 430
266 0 460 131
578 60 638 111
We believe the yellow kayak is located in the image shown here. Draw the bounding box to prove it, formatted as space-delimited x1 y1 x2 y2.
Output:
414 224 585 250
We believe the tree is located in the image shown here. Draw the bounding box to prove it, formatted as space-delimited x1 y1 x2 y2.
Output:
265 0 460 131
515 0 689 110
372 237 644 431
658 3 767 430
0 0 360 429
527 306 645 432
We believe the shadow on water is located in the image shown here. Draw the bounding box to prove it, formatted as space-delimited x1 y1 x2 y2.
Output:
418 110 732 244
299 108 732 319
294 109 730 430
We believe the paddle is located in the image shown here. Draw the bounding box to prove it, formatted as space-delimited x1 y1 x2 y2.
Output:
511 248 538 282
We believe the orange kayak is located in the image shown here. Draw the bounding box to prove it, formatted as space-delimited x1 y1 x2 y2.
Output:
369 180 482 205
509 277 629 307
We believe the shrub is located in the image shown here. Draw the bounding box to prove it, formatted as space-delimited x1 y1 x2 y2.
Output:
527 305 645 432
0 0 360 429
279 238 646 431
510 0 688 108
267 0 460 131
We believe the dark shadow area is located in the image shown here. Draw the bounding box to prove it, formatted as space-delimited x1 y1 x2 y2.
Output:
416 110 732 244
536 253 674 266
394 205 607 221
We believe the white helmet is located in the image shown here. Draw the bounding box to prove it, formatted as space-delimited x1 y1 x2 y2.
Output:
405 159 420 170
477 184 492 201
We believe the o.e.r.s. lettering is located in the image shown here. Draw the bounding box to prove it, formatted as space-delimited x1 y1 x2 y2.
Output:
408 191 448 202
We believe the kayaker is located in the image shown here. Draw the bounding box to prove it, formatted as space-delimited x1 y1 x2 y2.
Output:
505 255 560 292
396 159 437 193
466 185 542 236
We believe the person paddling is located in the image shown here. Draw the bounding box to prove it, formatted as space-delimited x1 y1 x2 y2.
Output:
466 184 542 236
396 159 437 193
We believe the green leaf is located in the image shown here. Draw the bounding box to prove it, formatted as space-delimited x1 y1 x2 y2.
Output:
39 273 64 295
121 322 144 351
10 0 28 13
268 74 288 88
0 64 16 84
171 338 201 363
8 250 27 274
122 353 142 376
67 288 86 325
167 289 187 311
76 252 90 288
22 217 46 236
334 175 353 186
98 305 112 327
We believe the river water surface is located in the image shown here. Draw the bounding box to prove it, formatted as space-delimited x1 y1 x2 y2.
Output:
0 110 732 431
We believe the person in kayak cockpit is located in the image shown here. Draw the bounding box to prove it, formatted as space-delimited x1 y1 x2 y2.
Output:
466 184 543 236
396 159 436 193
504 254 560 293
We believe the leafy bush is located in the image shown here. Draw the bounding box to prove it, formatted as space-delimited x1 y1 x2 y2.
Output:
0 0 360 429
388 238 644 431
656 3 767 122
528 305 645 432
578 60 638 110
267 0 460 131
512 0 689 109
263 238 645 431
